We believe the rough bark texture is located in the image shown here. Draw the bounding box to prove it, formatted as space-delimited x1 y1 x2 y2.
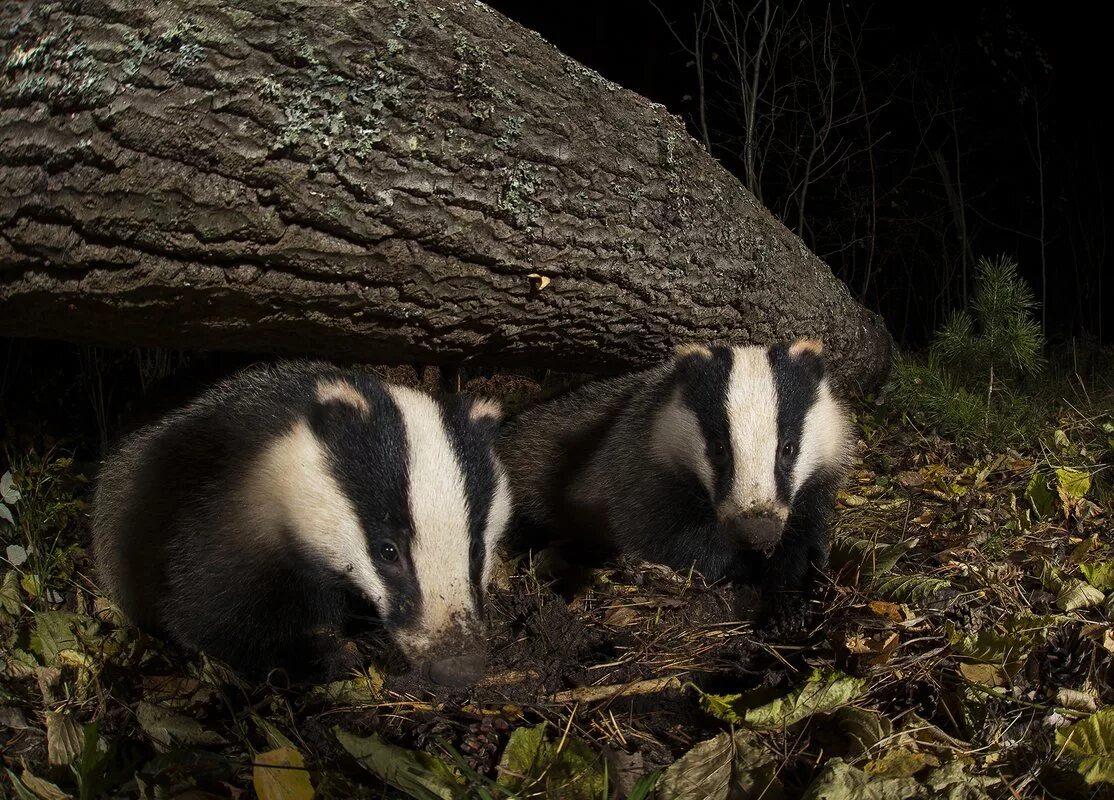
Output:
0 0 892 393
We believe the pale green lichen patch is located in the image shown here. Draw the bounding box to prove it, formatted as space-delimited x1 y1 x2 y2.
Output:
120 18 208 83
495 114 523 151
259 49 412 164
560 53 621 92
498 161 541 228
2 19 108 109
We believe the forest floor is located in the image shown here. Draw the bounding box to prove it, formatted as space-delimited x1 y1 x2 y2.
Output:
2 352 1114 800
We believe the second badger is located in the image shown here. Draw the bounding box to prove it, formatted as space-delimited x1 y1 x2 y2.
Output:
498 340 850 627
92 362 512 685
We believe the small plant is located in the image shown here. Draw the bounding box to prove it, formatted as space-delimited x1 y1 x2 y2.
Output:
0 449 87 606
890 255 1046 442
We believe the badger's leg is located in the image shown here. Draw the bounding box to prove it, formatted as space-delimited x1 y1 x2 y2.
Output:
161 544 351 680
734 474 838 636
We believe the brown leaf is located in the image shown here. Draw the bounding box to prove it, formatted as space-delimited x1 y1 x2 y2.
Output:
897 470 925 489
957 662 1007 687
867 600 907 622
603 606 638 627
46 711 83 767
36 667 62 705
864 747 941 778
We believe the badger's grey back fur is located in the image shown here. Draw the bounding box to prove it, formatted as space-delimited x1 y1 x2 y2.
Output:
498 341 850 629
92 361 511 683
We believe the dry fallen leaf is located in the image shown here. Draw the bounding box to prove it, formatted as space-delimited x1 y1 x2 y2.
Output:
867 600 907 622
957 662 1007 687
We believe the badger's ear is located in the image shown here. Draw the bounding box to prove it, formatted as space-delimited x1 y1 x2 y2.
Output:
788 338 826 379
308 377 372 436
788 338 824 358
313 377 372 416
468 397 504 437
673 342 713 361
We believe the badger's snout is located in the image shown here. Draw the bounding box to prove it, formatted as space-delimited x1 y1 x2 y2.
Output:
719 505 788 552
421 651 488 687
396 614 489 687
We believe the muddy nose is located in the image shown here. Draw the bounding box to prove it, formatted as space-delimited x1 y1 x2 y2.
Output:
425 652 487 687
727 516 784 551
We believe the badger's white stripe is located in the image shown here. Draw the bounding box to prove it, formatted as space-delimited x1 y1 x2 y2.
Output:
388 385 476 652
238 420 389 611
483 467 513 582
792 379 849 495
726 347 781 513
651 389 715 495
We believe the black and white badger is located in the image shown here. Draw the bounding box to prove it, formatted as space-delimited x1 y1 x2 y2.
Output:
92 361 512 685
498 340 850 627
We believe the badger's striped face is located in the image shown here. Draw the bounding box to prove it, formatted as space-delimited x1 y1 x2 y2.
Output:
651 341 847 551
258 374 510 685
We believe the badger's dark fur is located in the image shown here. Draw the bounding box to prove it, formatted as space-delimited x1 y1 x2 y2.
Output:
92 361 511 684
498 341 850 629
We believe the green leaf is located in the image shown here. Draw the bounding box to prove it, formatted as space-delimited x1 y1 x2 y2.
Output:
0 503 13 527
830 537 918 581
1056 468 1092 501
31 612 98 665
1056 578 1106 612
624 772 661 800
0 571 22 618
253 747 315 800
496 722 546 787
336 727 464 800
135 702 227 752
802 758 921 799
870 574 951 603
1026 472 1056 518
802 758 994 799
495 722 606 800
829 707 893 757
657 731 781 800
945 615 1051 671
0 471 20 505
303 668 383 706
5 545 27 567
699 670 867 730
1056 707 1114 784
73 723 113 800
1080 562 1114 593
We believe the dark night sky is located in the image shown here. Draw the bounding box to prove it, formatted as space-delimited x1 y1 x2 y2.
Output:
487 1 1114 347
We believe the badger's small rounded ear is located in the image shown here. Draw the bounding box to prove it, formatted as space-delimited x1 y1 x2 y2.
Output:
309 377 371 434
673 342 713 360
788 338 824 359
468 398 504 435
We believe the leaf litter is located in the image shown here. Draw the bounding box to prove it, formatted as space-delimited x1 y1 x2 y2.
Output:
2 370 1114 798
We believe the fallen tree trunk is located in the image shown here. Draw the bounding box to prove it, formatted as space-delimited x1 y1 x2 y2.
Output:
0 0 892 392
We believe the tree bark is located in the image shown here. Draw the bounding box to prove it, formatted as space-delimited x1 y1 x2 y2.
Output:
0 0 892 393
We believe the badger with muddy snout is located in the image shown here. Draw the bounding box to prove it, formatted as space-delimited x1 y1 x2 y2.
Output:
498 341 850 629
92 362 512 685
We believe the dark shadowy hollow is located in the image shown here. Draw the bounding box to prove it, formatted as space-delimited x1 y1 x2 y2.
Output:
0 0 891 394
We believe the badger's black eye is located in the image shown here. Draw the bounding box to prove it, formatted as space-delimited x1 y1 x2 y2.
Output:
707 440 728 463
781 440 799 461
377 542 399 563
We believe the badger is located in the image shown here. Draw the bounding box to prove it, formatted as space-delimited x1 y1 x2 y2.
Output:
92 361 512 685
497 340 850 630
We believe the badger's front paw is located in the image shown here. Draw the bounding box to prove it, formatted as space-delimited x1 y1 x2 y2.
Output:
318 638 364 681
756 592 813 640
